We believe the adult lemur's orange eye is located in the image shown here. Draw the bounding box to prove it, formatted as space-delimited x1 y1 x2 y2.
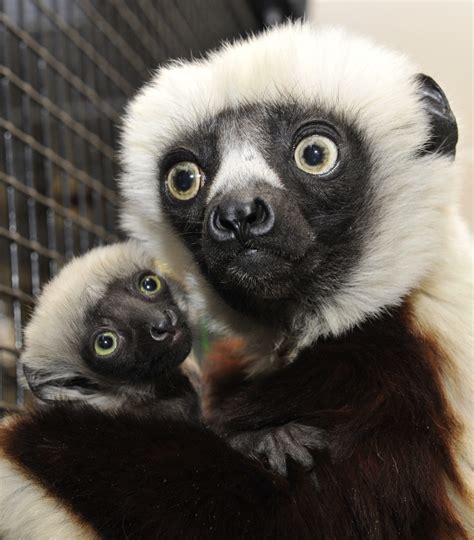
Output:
139 274 161 296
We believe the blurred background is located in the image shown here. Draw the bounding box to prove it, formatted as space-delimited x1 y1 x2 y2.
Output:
0 0 472 405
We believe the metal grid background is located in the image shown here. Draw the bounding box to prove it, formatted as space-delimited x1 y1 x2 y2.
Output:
0 0 304 406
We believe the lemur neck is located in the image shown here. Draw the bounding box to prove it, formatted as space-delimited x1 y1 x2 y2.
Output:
151 369 200 420
101 369 200 421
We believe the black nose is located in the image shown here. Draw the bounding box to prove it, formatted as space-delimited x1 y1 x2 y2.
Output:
208 197 274 243
149 310 177 341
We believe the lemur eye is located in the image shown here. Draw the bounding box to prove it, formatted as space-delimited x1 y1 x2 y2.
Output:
139 274 161 296
294 135 338 175
167 162 203 201
94 332 118 357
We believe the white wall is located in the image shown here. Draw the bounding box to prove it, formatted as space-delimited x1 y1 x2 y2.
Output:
307 0 473 230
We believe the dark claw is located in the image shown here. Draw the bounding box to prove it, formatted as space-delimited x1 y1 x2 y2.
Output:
228 422 327 477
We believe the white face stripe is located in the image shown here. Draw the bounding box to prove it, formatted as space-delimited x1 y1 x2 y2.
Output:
207 141 284 202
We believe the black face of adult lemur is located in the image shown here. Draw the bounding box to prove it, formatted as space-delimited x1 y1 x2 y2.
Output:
157 104 372 324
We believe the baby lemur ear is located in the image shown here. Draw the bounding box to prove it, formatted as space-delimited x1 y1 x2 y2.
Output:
415 73 458 157
22 364 101 403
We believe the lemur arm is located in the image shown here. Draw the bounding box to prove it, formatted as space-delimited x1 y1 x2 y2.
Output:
204 338 329 476
201 306 469 538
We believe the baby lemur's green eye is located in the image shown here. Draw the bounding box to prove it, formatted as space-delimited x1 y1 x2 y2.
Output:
139 274 161 296
94 332 118 356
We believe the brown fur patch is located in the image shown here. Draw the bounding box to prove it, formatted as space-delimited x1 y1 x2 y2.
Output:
203 337 248 417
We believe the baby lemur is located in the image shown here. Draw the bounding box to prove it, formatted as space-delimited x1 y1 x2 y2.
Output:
20 240 201 420
19 240 319 474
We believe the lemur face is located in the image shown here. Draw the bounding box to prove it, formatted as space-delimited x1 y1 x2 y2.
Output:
81 270 192 383
159 104 369 319
21 242 197 404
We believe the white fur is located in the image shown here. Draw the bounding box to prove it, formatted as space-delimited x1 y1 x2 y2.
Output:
119 22 436 348
411 214 474 530
208 141 284 201
0 445 96 539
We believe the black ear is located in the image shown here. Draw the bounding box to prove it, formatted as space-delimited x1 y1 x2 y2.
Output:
23 364 100 403
416 74 458 157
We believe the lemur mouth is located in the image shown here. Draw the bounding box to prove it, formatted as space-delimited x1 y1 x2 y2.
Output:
237 244 305 263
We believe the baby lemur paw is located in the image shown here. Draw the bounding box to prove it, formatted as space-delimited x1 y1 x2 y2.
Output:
228 422 327 477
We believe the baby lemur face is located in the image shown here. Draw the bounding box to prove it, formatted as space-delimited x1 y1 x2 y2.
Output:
81 270 192 384
20 241 199 409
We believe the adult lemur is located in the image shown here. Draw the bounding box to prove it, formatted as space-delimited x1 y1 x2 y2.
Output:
118 21 473 536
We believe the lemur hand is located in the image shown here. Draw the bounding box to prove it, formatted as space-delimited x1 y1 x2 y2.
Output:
227 422 327 477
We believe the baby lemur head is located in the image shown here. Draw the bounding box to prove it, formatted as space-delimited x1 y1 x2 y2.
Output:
21 240 200 415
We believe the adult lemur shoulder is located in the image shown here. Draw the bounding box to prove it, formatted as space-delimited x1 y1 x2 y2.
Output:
119 21 473 536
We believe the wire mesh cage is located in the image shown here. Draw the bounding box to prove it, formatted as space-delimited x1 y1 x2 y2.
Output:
0 0 260 406
0 0 304 406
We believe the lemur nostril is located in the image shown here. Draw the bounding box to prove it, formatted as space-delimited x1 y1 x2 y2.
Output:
149 326 170 341
246 212 257 225
212 207 223 230
253 199 267 225
165 309 177 327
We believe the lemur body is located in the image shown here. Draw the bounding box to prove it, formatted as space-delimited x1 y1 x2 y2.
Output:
118 22 473 536
0 404 324 539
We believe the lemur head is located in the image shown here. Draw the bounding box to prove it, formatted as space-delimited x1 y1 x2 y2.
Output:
119 22 459 363
21 241 198 412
